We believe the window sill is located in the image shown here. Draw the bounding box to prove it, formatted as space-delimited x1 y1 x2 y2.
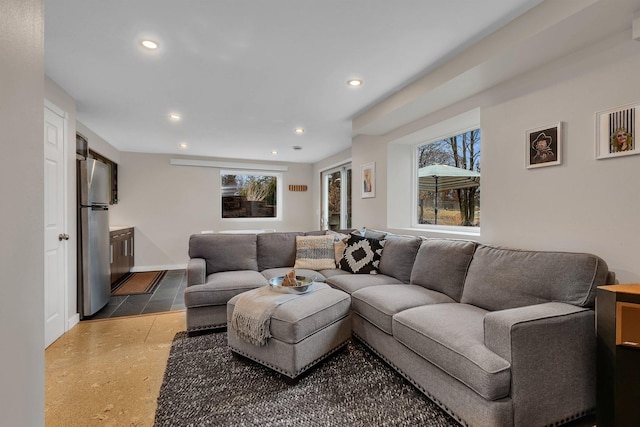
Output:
395 226 480 238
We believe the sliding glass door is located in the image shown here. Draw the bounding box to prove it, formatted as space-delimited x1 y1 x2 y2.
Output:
321 164 351 230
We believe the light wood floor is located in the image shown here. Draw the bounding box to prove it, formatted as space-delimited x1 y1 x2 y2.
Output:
45 310 186 427
45 310 597 427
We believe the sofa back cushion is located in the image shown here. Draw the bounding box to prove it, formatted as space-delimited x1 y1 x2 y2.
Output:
410 239 477 301
461 245 609 311
188 234 258 274
257 232 303 270
378 235 423 283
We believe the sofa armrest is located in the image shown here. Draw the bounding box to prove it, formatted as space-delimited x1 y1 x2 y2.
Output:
186 258 206 287
484 302 596 426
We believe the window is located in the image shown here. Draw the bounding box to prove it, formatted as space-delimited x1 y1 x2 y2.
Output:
221 171 280 219
416 129 480 227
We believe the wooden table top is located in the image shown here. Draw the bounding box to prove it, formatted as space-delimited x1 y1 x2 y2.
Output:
598 284 640 295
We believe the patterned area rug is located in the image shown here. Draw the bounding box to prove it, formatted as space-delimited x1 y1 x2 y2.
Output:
111 270 167 296
154 331 460 427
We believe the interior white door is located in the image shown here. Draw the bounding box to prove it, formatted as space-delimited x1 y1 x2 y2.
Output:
44 104 67 348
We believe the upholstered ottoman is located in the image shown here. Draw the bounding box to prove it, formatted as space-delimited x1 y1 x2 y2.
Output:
227 283 351 380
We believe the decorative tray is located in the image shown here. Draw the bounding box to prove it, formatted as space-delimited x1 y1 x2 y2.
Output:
268 275 313 294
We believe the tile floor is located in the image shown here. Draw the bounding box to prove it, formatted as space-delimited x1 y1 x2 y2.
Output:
85 269 186 320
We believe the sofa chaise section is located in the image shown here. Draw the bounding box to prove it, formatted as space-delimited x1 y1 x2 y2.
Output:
352 242 610 427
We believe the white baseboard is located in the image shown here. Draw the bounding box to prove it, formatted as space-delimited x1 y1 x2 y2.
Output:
67 313 80 330
131 264 187 273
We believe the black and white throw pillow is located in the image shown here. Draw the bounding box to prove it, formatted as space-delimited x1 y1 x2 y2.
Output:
339 234 385 274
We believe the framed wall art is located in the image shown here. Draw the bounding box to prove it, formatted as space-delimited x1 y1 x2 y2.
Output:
526 122 562 169
596 102 638 159
361 162 375 198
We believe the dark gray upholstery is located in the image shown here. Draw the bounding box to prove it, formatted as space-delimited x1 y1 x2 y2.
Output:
188 233 258 273
257 232 302 270
326 273 402 294
318 268 351 279
484 302 596 426
184 271 267 307
351 284 455 334
461 245 609 311
409 238 476 301
227 285 352 379
378 236 422 283
186 257 206 287
185 230 611 427
393 303 511 401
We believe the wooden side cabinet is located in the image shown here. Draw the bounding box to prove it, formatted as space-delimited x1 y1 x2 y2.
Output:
596 284 640 427
110 227 134 286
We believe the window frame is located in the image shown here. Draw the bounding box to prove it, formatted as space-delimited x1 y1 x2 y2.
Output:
320 163 352 230
411 125 481 232
220 169 283 222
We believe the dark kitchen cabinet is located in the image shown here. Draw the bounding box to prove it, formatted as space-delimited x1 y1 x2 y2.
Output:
596 284 640 427
110 227 134 286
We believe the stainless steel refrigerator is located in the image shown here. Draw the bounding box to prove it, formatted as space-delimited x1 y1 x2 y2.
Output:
77 158 111 318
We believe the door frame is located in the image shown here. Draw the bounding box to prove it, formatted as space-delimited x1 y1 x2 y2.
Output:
320 163 352 230
44 99 69 347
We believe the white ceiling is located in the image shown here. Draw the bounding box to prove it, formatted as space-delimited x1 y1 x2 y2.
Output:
45 0 542 163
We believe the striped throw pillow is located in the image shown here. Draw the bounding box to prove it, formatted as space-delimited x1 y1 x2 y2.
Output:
293 235 337 270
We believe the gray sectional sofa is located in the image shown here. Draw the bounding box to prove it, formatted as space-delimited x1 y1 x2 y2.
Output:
185 230 612 427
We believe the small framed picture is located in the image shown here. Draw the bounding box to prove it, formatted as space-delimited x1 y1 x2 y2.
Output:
361 162 375 198
526 122 562 169
596 102 638 160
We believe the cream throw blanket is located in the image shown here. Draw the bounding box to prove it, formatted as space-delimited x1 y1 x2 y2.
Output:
230 283 323 346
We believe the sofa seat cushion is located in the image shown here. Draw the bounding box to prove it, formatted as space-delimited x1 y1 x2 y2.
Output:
318 268 351 279
326 273 401 294
261 267 325 282
393 303 511 401
227 283 351 344
184 271 268 308
352 285 455 334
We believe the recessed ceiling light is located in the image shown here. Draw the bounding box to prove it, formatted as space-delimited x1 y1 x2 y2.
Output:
271 150 278 155
141 40 159 50
169 113 181 121
294 127 305 135
347 79 363 87
179 142 188 149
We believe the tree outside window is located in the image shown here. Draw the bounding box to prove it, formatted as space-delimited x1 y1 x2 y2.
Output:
221 173 277 218
416 129 480 227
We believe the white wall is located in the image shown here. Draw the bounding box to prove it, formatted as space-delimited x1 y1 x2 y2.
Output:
352 29 640 283
481 29 640 282
351 134 388 230
109 152 317 269
0 0 45 425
